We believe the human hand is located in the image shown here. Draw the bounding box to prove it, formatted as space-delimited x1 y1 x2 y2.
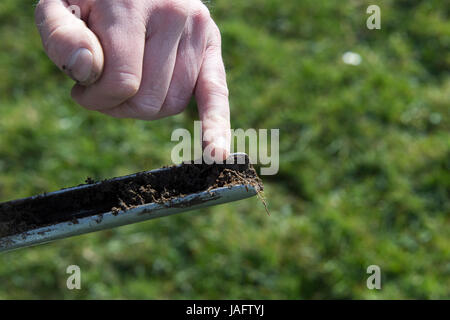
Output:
35 0 230 160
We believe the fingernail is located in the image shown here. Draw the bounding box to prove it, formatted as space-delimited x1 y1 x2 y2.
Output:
67 48 93 83
214 136 229 151
213 137 229 162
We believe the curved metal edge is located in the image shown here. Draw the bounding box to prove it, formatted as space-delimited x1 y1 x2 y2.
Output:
1 153 251 206
0 184 257 253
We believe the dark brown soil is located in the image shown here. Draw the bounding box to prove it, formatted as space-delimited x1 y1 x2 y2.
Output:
0 155 263 238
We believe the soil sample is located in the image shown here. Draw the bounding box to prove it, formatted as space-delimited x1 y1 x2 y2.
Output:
0 155 263 238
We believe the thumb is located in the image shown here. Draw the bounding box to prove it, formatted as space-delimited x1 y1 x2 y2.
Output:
35 0 103 85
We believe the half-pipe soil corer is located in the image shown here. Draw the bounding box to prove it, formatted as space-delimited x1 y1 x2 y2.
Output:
0 153 263 253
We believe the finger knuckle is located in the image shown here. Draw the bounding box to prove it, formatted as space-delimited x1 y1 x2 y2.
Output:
141 102 163 117
130 93 165 118
164 94 189 114
192 3 211 24
105 72 140 101
203 77 229 98
208 22 222 46
157 0 190 21
203 112 229 130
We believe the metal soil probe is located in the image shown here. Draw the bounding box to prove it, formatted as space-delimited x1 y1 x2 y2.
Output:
0 153 259 253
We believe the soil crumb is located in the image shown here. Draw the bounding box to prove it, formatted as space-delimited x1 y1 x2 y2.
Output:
0 155 263 238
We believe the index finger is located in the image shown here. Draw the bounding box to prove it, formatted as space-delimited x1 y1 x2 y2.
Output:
195 23 231 163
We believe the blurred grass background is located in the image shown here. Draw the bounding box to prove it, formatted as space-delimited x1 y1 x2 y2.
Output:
0 0 449 299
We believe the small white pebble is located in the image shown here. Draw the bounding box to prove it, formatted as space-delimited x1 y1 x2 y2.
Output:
342 51 362 66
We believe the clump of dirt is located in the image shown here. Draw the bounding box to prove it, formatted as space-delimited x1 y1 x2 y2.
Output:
0 155 263 238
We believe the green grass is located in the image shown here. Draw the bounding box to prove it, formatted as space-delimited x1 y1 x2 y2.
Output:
0 0 449 299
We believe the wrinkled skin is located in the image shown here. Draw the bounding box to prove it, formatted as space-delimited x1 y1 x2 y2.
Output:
35 0 230 160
